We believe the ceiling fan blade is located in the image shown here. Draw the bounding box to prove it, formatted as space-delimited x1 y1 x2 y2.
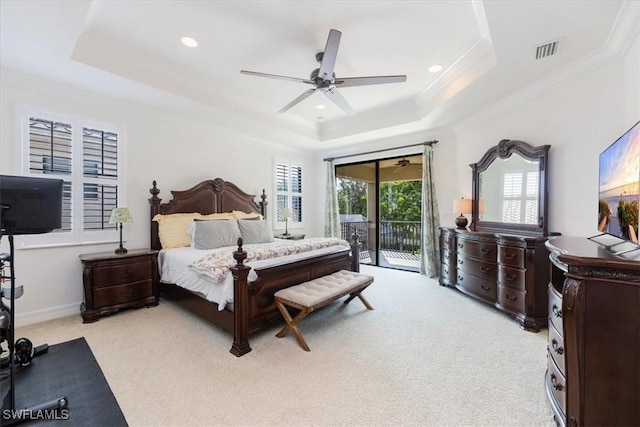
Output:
278 88 316 114
334 75 407 87
324 87 355 116
318 29 342 81
240 70 314 85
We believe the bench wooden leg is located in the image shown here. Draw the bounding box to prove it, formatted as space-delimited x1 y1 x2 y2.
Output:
275 300 311 351
343 286 374 310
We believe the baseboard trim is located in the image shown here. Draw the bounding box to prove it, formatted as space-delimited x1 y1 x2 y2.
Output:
14 302 80 327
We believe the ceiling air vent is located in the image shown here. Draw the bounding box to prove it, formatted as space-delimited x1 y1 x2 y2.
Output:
535 38 562 60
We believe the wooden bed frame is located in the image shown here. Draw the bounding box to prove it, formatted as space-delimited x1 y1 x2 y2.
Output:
148 178 359 357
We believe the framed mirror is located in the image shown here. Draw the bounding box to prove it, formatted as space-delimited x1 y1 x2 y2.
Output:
471 139 550 236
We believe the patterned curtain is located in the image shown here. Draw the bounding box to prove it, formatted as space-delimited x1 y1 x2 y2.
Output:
324 159 341 238
419 145 441 277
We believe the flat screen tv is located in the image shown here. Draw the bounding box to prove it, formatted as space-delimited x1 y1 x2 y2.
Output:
0 175 63 235
598 120 640 245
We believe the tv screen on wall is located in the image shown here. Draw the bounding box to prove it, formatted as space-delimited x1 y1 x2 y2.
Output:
598 120 640 244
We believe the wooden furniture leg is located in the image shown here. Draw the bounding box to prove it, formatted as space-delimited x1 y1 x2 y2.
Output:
275 300 311 351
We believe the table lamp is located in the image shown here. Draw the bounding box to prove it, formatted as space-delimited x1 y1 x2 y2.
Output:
453 197 472 229
281 207 292 236
109 207 133 254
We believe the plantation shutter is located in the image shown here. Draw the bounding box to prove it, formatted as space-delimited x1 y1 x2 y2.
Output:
83 128 119 230
28 117 73 232
275 162 303 223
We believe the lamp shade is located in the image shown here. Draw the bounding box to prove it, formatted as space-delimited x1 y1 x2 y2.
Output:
109 207 133 224
453 198 472 215
280 207 292 219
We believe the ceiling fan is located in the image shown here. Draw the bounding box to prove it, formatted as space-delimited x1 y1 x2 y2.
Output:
240 29 407 116
393 158 420 173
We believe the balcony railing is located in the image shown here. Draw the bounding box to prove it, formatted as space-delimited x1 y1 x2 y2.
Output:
340 220 421 253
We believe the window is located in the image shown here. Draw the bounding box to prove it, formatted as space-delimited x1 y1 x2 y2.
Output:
502 171 538 224
275 162 303 227
17 109 123 247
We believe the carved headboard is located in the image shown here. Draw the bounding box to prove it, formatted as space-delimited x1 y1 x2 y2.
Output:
148 178 268 250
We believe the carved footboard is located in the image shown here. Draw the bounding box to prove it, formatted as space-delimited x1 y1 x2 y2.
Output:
229 236 359 356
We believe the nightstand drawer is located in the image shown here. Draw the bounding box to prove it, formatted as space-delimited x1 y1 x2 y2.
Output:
92 261 153 288
93 280 153 309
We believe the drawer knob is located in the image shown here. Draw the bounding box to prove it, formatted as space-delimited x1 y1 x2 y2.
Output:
481 267 489 274
552 304 562 318
458 275 464 282
505 253 516 260
458 243 464 248
550 373 563 391
505 294 517 302
506 274 517 281
552 338 564 355
480 248 490 255
458 259 464 265
481 285 491 292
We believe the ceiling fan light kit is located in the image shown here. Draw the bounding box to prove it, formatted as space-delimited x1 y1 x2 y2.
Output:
240 29 407 115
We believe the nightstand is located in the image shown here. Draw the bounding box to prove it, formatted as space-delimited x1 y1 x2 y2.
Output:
79 249 159 323
275 233 305 240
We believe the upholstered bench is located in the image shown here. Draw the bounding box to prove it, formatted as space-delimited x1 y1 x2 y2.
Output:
274 270 374 351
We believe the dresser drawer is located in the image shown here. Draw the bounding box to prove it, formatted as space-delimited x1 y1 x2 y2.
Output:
441 263 456 283
457 239 496 261
546 356 566 416
442 250 456 265
548 284 563 335
456 270 496 303
548 322 565 374
441 234 455 252
498 265 526 290
498 246 525 268
93 280 153 309
497 285 526 313
92 260 154 288
457 257 497 280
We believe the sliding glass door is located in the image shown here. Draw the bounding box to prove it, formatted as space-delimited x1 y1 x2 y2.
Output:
336 154 422 272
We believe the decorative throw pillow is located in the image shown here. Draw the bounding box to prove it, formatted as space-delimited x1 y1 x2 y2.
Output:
237 219 274 244
193 219 242 250
232 210 263 220
153 213 203 249
202 213 235 221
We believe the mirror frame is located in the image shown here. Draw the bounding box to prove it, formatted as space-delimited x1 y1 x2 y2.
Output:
471 139 550 236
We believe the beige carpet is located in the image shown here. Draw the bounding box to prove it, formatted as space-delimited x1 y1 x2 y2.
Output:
15 265 555 427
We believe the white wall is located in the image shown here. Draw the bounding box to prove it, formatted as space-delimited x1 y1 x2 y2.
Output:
317 34 639 239
451 34 639 237
0 69 317 326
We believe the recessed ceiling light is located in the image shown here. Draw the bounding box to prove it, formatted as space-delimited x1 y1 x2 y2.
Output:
428 64 442 73
316 104 326 110
181 36 198 48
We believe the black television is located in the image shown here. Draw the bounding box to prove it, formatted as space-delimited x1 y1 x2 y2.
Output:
597 120 640 246
0 175 64 235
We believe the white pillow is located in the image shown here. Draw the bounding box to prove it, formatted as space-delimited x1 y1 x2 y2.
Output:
237 219 274 244
192 219 242 250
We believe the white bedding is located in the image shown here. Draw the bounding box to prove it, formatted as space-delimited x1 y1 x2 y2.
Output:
158 238 350 310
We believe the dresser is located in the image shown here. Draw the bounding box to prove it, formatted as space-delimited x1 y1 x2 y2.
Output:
544 236 640 427
439 228 550 331
79 249 159 322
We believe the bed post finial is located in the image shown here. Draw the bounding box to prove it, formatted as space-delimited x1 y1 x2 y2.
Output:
260 189 268 220
233 237 247 267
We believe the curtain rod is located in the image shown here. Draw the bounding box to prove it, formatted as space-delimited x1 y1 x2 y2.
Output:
323 140 438 162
